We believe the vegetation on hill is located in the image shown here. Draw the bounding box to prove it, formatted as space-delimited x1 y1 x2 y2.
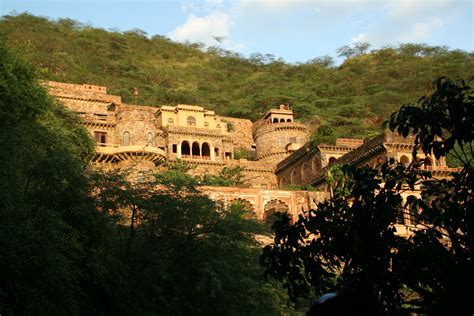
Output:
1 13 473 141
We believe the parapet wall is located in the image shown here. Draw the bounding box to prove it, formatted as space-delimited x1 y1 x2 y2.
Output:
46 81 121 104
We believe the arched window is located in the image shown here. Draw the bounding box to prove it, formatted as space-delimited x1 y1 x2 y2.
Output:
192 141 200 158
328 157 337 165
280 118 285 122
287 118 292 122
122 131 130 146
264 199 289 226
400 155 410 167
187 116 196 126
273 118 278 123
229 199 255 219
181 141 190 157
202 142 211 160
424 157 433 169
312 156 319 171
301 162 310 181
146 132 153 146
167 118 174 126
291 170 298 184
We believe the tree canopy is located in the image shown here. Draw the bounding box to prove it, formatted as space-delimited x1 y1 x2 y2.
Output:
260 77 474 314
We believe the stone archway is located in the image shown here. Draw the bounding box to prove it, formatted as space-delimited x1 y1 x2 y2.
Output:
192 141 200 158
290 169 298 184
264 199 289 226
424 157 433 169
301 162 310 181
229 198 255 219
400 155 410 167
202 142 211 160
181 141 190 157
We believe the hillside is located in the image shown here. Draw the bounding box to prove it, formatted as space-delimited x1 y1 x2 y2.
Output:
1 13 473 141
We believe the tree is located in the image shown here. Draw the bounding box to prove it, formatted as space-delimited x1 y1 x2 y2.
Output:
92 165 292 315
260 77 474 314
0 40 124 314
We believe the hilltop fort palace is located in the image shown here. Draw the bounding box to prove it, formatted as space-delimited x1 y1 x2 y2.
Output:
47 81 456 233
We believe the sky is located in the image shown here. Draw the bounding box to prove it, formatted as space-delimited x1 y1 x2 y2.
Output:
1 0 473 63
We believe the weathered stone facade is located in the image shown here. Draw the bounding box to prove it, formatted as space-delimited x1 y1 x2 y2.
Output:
46 81 457 223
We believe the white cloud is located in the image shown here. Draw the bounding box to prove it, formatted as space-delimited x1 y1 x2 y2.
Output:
395 17 445 42
352 33 368 43
172 0 468 60
205 0 223 6
169 11 231 46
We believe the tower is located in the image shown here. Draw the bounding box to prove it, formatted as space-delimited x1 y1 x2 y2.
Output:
252 105 309 165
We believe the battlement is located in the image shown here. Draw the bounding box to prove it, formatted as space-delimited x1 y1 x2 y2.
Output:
45 81 121 105
47 81 107 94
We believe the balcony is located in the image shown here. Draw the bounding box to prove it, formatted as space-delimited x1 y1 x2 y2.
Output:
93 143 166 164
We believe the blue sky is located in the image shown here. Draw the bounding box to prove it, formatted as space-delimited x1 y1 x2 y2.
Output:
1 0 473 63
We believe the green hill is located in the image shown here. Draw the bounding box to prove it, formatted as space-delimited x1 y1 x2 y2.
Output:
1 13 473 141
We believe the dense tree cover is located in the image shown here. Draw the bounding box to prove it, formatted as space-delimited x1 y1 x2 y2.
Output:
0 40 298 314
1 13 473 141
91 167 295 315
260 78 474 314
0 36 121 314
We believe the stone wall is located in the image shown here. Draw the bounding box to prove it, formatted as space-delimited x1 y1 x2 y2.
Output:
200 186 328 221
220 116 254 150
116 104 162 148
253 122 309 163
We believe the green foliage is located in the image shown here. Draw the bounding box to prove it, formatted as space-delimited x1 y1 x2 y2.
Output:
202 165 245 187
0 40 123 314
92 168 293 315
261 78 474 314
0 41 292 314
233 146 251 160
1 13 473 140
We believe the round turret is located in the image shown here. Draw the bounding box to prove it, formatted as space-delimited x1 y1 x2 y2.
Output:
253 106 309 165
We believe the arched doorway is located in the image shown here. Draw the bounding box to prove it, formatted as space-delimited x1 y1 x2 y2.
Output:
301 162 310 181
202 142 211 160
328 156 337 165
312 156 319 172
264 199 290 227
192 142 200 158
424 157 433 169
181 141 190 157
229 198 255 219
400 155 410 167
291 170 298 184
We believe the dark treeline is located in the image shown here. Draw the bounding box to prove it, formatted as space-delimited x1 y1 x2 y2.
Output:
0 42 296 315
1 13 473 141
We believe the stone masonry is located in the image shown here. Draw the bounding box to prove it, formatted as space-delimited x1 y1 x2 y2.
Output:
46 81 457 228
